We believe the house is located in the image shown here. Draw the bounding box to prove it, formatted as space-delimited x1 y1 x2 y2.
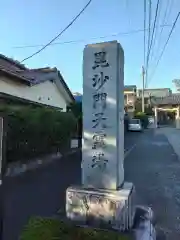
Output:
151 93 180 128
73 86 137 116
124 85 137 116
137 88 172 98
0 54 74 111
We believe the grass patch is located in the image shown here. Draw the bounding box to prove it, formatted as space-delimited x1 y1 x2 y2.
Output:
20 216 132 240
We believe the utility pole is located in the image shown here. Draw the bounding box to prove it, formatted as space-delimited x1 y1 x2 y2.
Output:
142 66 145 112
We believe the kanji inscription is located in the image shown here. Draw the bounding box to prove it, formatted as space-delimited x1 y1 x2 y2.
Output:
91 50 110 170
92 51 109 70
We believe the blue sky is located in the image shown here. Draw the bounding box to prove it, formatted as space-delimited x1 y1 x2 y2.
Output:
1 0 180 93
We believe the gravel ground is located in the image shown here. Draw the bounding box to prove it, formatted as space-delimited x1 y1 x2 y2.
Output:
124 129 180 239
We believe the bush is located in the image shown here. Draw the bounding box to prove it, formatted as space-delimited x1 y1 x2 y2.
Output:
134 112 149 129
20 216 131 240
0 105 77 163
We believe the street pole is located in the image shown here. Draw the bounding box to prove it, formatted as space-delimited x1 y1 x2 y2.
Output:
142 66 145 112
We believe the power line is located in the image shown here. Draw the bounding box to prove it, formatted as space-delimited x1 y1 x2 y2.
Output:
145 0 152 87
152 0 172 65
20 0 92 63
142 0 147 113
165 0 174 24
149 0 162 64
148 12 180 84
13 24 171 50
145 0 160 88
143 0 147 66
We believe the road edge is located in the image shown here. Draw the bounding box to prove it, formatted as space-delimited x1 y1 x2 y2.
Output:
5 148 80 177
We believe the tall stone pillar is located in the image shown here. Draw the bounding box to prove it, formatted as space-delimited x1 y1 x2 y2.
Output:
66 41 135 231
154 107 158 128
176 106 180 129
82 41 124 189
0 117 4 185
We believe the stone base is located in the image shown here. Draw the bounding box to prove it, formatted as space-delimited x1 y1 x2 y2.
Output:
176 118 180 129
66 182 135 231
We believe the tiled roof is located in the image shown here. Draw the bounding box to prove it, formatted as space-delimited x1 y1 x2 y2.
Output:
152 94 180 105
124 85 137 91
0 65 31 84
0 54 74 101
138 88 171 92
0 54 26 70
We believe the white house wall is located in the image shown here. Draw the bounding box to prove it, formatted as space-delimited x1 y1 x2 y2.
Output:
0 76 67 111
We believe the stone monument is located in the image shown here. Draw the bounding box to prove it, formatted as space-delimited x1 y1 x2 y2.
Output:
0 117 4 185
176 106 180 129
66 41 135 231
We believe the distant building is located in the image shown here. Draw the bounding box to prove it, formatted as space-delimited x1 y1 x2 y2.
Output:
124 85 137 116
137 88 172 98
73 92 82 102
73 86 137 116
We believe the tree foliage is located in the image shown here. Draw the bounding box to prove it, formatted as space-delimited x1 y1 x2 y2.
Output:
0 105 77 163
68 102 82 137
134 112 149 128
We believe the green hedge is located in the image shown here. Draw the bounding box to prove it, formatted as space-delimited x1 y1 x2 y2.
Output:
0 105 77 163
134 112 149 128
20 216 131 240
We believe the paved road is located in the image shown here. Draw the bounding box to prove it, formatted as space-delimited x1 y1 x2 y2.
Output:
2 133 140 240
125 128 180 239
124 131 140 152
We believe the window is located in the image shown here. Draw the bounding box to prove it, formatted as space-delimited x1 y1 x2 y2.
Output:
130 119 140 124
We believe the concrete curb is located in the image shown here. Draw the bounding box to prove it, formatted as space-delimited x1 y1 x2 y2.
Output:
134 206 156 240
5 148 80 177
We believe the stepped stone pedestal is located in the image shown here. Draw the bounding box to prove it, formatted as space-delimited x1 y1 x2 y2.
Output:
66 41 135 231
66 182 135 231
176 107 180 129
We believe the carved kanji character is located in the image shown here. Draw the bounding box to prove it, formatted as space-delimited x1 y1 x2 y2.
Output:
93 92 107 109
91 152 108 169
92 131 106 149
92 72 109 91
92 112 107 128
92 51 109 69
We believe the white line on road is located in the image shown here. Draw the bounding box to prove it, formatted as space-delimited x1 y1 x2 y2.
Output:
124 144 136 159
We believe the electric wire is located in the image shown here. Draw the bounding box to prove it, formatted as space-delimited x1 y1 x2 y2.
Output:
143 0 147 66
148 0 162 66
152 0 172 65
148 12 180 84
145 0 152 87
20 0 92 63
145 0 160 88
13 24 171 50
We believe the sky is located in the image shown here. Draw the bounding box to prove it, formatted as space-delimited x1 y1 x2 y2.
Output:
1 0 180 93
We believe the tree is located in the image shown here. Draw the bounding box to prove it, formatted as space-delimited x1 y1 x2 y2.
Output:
135 98 153 115
68 102 82 119
173 79 180 92
68 102 82 138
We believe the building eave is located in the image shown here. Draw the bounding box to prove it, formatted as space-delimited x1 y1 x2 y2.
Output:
57 71 75 102
0 92 63 110
0 54 27 70
0 67 31 86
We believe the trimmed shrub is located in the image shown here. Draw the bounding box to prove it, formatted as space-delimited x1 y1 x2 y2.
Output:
0 105 77 163
134 112 149 129
20 216 131 240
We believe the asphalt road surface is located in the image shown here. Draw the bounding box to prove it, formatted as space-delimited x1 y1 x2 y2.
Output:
2 132 141 240
125 129 180 239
